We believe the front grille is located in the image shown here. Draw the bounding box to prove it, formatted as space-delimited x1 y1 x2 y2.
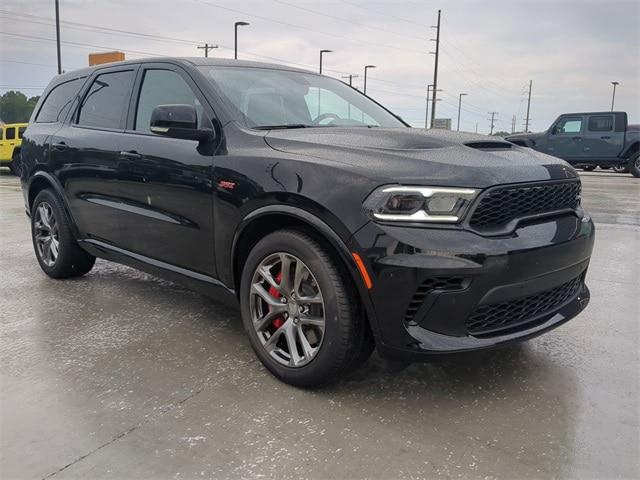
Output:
469 181 581 232
466 275 584 336
405 277 466 323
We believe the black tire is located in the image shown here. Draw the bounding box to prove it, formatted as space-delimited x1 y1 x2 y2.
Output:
629 152 640 178
240 229 370 387
613 164 629 174
31 189 96 279
581 165 596 171
9 153 21 176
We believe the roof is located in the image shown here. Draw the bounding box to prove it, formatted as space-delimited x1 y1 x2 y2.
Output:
54 56 315 83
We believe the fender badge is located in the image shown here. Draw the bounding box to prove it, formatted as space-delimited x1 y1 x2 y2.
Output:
218 180 236 190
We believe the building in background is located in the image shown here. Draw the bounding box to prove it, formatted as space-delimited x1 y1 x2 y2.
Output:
89 51 125 66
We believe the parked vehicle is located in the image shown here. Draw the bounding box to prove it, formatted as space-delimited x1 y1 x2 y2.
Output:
20 58 595 386
506 112 640 177
0 122 28 175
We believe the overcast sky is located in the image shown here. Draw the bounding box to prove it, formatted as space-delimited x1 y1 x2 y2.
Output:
1 0 639 132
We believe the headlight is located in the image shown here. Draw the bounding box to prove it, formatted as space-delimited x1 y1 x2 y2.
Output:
363 185 478 223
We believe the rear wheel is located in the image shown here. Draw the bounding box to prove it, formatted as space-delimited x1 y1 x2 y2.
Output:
581 165 596 172
629 152 640 178
240 229 371 387
613 164 630 173
31 189 96 278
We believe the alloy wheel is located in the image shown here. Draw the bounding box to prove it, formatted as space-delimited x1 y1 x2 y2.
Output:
249 252 325 367
34 202 59 267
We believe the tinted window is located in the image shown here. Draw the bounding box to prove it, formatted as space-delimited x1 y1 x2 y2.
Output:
588 115 613 132
18 126 26 138
78 70 134 129
135 69 205 132
35 77 85 123
0 129 3 140
556 117 582 134
6 128 15 140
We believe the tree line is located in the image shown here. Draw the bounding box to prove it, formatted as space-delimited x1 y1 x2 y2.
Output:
0 91 40 124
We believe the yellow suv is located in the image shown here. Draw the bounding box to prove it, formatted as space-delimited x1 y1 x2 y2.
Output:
0 122 28 175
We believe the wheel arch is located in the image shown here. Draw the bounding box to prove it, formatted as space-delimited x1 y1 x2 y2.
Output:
621 141 639 159
27 171 80 237
231 206 379 339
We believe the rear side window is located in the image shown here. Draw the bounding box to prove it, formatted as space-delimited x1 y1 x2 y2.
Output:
588 115 613 132
18 126 26 138
35 77 85 123
0 129 3 140
78 70 134 129
6 128 16 140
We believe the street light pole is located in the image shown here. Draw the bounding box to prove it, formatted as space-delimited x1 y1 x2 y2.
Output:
363 65 376 95
55 0 61 74
457 93 467 131
319 49 332 74
611 81 619 111
234 21 249 60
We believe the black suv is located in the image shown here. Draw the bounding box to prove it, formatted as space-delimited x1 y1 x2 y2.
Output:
21 58 595 386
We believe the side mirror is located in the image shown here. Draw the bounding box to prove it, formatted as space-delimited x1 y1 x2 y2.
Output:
150 104 215 142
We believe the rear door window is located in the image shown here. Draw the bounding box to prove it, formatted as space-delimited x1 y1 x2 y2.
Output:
78 70 135 130
587 115 613 132
18 126 26 138
35 77 85 123
6 128 16 140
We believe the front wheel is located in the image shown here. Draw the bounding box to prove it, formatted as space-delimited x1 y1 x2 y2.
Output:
629 152 640 178
581 165 596 172
613 164 630 174
31 189 96 278
240 229 371 387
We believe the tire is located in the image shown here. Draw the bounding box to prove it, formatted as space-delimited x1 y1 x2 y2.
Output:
31 189 96 279
598 165 611 170
629 152 640 178
239 229 370 387
9 153 21 176
581 165 596 171
613 164 629 174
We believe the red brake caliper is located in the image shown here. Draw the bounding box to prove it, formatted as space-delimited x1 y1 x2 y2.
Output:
269 271 285 329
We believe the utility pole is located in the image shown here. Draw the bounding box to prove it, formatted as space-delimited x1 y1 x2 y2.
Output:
511 114 516 134
363 65 376 95
488 112 498 135
234 21 249 59
341 74 358 86
55 0 61 74
425 84 442 128
197 43 218 58
611 81 619 111
429 9 441 129
456 92 467 131
475 122 478 133
524 80 532 132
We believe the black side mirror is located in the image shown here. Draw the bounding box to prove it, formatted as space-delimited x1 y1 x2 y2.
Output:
150 104 215 142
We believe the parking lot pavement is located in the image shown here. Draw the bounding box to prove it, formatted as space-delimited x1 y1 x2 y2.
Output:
1 168 638 480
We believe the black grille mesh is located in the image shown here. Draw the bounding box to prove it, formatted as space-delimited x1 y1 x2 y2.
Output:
405 277 466 323
469 181 581 231
466 275 584 336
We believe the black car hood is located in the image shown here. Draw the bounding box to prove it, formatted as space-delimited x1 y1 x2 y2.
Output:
264 128 576 188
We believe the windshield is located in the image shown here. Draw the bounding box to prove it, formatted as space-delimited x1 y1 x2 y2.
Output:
199 66 406 129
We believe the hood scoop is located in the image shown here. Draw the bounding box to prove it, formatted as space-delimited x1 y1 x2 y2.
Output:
464 140 513 150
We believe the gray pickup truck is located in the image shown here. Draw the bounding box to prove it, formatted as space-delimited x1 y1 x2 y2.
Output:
506 112 640 177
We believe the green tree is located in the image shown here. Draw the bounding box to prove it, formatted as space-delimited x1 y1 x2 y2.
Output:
0 91 40 123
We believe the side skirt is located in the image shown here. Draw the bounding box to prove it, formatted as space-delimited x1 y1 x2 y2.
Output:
78 239 239 308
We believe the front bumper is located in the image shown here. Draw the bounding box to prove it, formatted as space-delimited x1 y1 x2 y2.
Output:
350 211 595 360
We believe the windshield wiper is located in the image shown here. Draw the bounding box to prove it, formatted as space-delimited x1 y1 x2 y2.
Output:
254 124 310 130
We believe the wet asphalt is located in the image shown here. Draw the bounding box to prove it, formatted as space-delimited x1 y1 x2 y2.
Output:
0 169 638 480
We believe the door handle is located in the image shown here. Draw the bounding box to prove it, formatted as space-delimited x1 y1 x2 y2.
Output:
119 150 142 160
572 136 582 141
51 141 68 151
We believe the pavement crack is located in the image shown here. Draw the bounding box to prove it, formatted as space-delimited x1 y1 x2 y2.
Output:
40 387 206 479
